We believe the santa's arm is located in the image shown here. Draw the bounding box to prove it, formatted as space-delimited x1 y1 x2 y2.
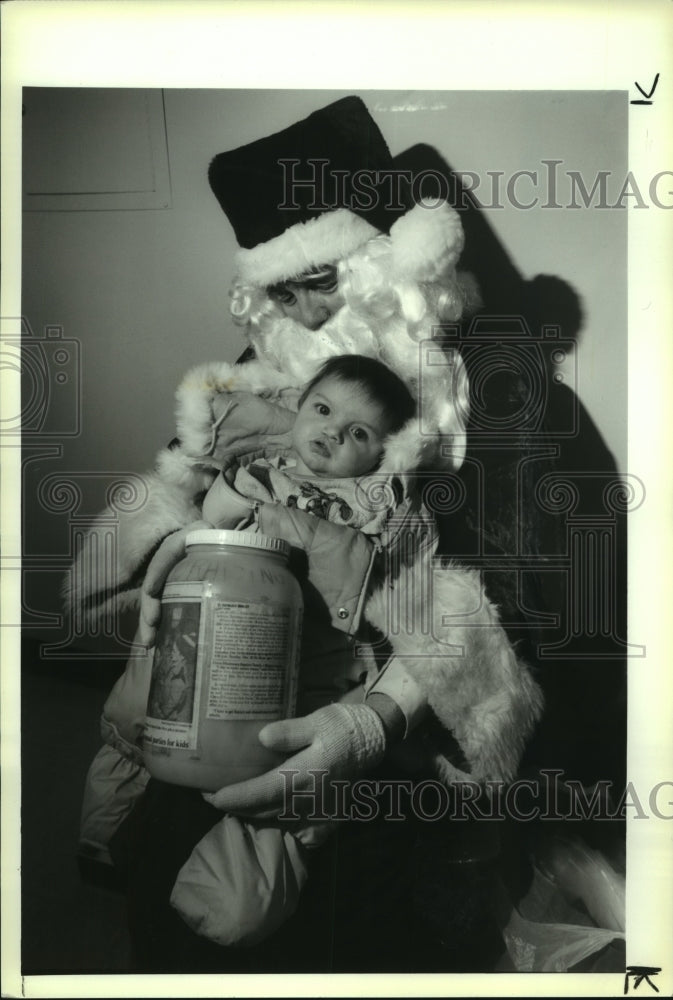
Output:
64 360 299 627
363 549 545 785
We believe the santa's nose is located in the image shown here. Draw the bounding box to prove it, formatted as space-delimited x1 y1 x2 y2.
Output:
293 289 331 330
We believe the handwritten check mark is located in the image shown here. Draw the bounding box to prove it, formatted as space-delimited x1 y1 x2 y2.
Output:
634 74 660 100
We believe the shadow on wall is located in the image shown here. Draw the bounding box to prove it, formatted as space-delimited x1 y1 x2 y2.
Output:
398 144 626 799
396 142 618 473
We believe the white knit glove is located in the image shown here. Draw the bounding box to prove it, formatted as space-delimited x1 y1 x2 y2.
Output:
203 703 387 820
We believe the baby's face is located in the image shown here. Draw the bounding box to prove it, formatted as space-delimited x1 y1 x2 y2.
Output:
292 375 391 479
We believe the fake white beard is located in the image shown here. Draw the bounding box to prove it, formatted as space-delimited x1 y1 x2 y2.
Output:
248 309 379 385
238 233 472 469
246 301 469 469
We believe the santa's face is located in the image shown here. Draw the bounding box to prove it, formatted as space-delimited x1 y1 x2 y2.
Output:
291 375 391 479
267 266 345 331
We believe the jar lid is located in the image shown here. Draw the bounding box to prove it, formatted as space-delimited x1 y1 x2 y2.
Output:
185 529 290 558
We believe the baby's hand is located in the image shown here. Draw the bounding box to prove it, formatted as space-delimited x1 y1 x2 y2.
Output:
202 473 256 529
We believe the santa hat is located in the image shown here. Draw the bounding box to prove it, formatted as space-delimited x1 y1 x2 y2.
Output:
203 97 477 473
208 96 465 289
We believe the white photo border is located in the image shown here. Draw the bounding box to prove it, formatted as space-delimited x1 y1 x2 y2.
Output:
2 1 672 997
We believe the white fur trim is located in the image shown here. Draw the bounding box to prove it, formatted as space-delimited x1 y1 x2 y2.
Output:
377 420 426 478
236 209 380 287
390 200 465 282
62 452 214 616
364 555 545 784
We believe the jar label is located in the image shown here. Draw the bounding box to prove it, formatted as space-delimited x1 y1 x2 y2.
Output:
206 600 298 721
145 583 300 753
144 584 205 752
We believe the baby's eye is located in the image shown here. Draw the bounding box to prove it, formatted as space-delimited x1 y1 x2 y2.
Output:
351 426 368 442
316 403 330 416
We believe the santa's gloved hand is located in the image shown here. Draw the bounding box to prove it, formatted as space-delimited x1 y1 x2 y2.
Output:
203 703 387 820
138 520 211 648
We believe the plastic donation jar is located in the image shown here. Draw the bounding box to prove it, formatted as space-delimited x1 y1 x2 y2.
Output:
143 529 303 791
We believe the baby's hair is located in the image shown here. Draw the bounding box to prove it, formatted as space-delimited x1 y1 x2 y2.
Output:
299 354 416 435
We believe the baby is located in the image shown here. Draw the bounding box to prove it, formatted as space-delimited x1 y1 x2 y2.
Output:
170 356 420 947
202 354 416 531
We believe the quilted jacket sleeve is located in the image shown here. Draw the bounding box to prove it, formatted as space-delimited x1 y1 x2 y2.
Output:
257 502 379 637
78 630 154 864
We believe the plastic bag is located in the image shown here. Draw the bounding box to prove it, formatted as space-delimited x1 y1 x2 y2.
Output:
499 834 625 972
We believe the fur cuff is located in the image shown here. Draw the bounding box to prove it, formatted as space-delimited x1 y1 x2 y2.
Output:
62 448 214 620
